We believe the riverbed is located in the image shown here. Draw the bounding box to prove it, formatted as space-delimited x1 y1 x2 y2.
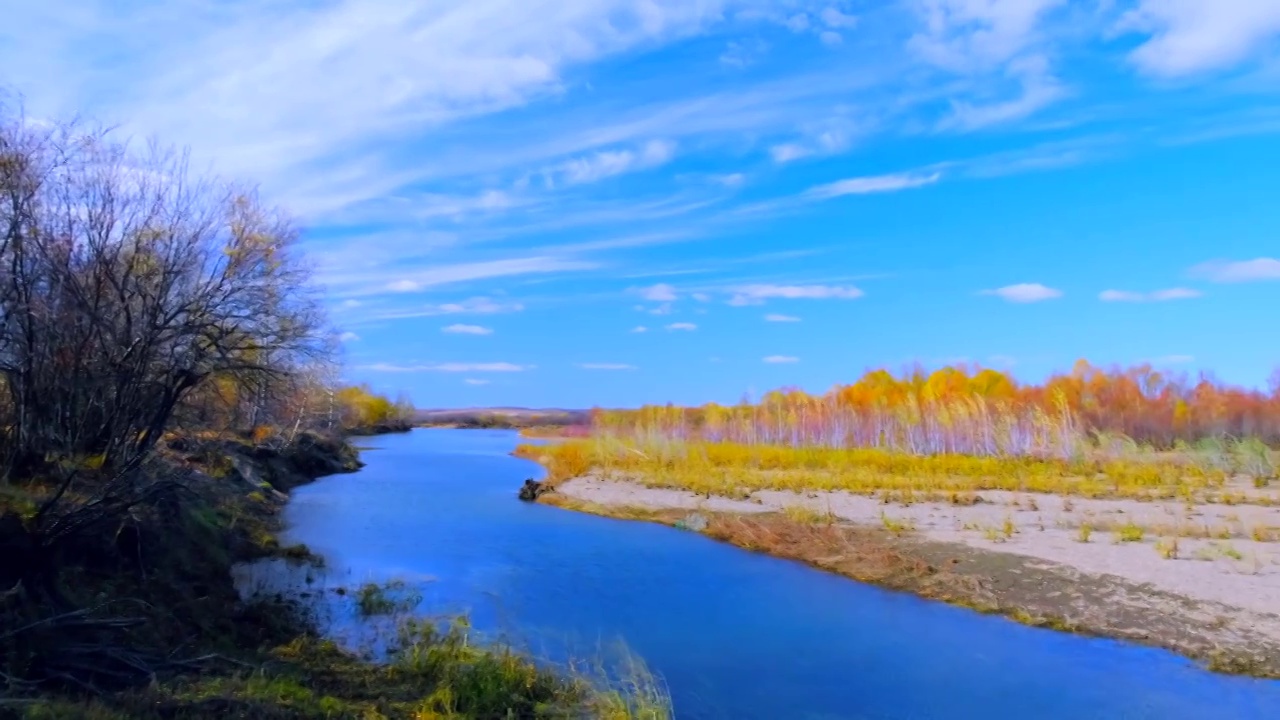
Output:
239 429 1280 719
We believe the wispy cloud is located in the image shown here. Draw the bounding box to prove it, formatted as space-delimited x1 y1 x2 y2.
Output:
577 363 638 370
542 139 677 187
338 331 361 342
729 284 864 306
665 322 697 331
763 355 799 364
349 297 525 325
764 313 801 322
3 1 739 217
1099 287 1202 302
464 378 491 385
806 172 941 199
327 256 597 299
630 325 649 333
442 323 494 335
980 283 1063 303
1189 258 1280 283
360 362 528 372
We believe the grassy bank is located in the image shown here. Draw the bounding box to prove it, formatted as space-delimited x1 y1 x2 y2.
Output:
1 432 670 719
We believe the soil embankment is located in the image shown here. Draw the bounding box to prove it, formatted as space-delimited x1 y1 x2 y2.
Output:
540 475 1280 678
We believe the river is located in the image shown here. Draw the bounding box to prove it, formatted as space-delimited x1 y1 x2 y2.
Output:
239 429 1280 719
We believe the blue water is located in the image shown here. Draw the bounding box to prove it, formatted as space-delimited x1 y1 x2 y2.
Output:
249 429 1280 719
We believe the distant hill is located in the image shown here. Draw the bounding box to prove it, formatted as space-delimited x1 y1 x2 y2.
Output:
412 407 591 428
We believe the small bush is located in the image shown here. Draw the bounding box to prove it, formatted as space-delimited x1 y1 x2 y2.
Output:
1077 524 1093 543
1114 523 1145 543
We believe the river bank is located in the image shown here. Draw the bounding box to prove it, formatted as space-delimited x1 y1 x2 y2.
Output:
2 430 661 719
531 473 1280 678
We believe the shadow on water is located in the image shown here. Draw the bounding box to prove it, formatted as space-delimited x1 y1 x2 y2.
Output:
236 429 1280 720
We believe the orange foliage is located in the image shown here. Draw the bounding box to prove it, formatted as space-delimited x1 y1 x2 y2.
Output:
593 361 1280 454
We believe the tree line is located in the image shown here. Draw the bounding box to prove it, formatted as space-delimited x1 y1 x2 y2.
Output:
590 361 1280 455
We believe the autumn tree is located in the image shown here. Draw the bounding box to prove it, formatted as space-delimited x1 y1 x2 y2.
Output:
0 102 328 489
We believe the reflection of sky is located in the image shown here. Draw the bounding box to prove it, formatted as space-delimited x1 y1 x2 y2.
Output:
236 429 1280 720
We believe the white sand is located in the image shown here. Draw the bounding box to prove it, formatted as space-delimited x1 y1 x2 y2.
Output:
556 475 1280 620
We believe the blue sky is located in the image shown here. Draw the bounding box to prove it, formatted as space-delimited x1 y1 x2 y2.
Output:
5 1 1280 408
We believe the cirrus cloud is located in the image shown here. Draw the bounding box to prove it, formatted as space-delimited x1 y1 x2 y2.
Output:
728 283 864 306
763 355 799 363
806 171 942 199
665 322 698 331
1099 287 1202 302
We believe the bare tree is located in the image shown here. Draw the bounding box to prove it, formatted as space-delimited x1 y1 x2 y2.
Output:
0 101 328 500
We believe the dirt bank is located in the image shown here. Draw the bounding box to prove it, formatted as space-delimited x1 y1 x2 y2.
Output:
543 475 1280 678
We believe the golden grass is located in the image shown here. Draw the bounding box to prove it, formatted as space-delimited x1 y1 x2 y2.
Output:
517 437 1279 505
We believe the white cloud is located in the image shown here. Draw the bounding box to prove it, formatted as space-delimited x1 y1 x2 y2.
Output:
691 292 712 302
631 325 649 333
908 0 1065 72
785 13 811 33
764 313 801 322
770 143 811 163
361 362 528 372
442 323 494 335
1099 287 1203 302
719 39 769 68
941 56 1066 131
648 303 675 315
807 171 942 199
908 0 1067 129
820 8 858 30
546 139 677 186
763 355 799 363
665 322 698 331
1 1 734 217
338 331 361 342
1189 258 1280 283
980 283 1062 303
327 256 595 299
636 283 679 302
355 297 524 324
464 378 491 385
1154 289 1200 306
729 284 863 305
1119 0 1280 78
708 174 745 188
577 363 638 370
820 31 843 46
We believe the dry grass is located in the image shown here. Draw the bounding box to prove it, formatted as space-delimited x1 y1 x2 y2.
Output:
517 438 1279 506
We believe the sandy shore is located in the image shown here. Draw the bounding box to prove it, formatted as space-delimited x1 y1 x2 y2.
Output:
549 474 1280 675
